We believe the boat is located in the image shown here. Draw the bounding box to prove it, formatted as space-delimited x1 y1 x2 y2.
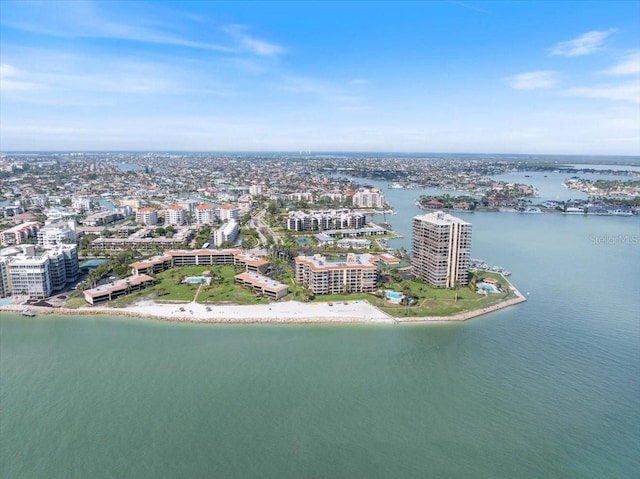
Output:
21 308 36 317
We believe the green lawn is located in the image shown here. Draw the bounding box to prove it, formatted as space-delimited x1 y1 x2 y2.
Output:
84 265 277 307
66 257 518 317
304 270 517 317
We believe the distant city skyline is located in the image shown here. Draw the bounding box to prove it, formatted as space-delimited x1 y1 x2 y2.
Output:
1 0 639 155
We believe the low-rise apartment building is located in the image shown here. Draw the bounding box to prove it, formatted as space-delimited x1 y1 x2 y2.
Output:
0 222 40 246
83 274 155 305
235 272 288 300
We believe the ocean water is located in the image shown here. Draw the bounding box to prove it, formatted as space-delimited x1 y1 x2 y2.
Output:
2 172 639 478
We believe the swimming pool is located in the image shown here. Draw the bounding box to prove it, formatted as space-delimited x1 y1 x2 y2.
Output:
385 291 405 303
0 299 14 306
477 283 499 293
79 259 108 269
183 276 209 284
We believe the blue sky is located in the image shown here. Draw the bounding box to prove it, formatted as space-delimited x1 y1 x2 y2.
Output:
1 0 639 154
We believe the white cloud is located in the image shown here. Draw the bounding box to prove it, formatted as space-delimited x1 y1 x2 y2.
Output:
0 63 42 91
506 71 558 90
549 30 615 57
563 81 640 103
600 52 640 76
223 25 285 57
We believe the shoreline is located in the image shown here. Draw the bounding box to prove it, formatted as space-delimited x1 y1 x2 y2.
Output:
0 281 527 325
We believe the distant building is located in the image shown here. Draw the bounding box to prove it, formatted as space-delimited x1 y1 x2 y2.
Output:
37 221 77 246
194 204 215 225
0 222 40 246
72 196 92 211
213 220 239 246
84 210 123 227
249 182 266 196
165 205 186 226
286 209 366 232
43 207 76 223
218 204 240 222
237 195 253 213
135 207 158 226
352 188 384 208
121 198 144 211
177 198 198 214
412 211 472 288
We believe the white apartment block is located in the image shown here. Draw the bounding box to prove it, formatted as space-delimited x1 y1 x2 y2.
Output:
165 205 186 226
0 257 11 297
2 244 79 299
218 204 240 222
0 222 40 246
249 182 266 195
72 196 93 211
286 209 366 232
352 188 384 208
178 198 199 214
412 211 472 288
288 192 314 202
37 221 77 246
213 220 239 247
84 210 123 227
295 253 378 295
194 204 215 225
135 207 158 226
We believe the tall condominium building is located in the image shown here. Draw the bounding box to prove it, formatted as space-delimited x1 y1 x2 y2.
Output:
194 204 215 225
135 207 158 226
295 253 377 295
2 244 79 298
352 188 384 208
412 211 472 288
165 205 186 226
218 204 240 222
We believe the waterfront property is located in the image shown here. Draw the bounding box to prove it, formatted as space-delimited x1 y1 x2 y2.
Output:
412 211 471 288
234 271 289 300
385 291 405 304
1 244 79 299
295 253 378 295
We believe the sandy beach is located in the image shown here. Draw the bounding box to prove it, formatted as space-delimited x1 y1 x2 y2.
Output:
1 300 396 324
1 286 527 324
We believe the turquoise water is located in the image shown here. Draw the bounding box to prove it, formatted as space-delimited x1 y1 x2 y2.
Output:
477 283 498 293
2 171 639 478
183 276 207 284
0 299 14 305
79 258 108 269
385 291 403 300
